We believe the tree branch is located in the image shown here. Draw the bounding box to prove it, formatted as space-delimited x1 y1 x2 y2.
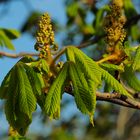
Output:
77 34 105 49
0 51 39 58
65 87 140 109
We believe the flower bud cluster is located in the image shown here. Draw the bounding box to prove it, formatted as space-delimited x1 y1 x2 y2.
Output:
103 0 126 52
35 13 56 59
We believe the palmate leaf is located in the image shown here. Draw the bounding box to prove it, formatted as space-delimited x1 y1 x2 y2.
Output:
69 62 96 124
121 65 140 92
101 69 132 98
5 67 30 136
66 46 132 98
132 46 140 71
44 62 69 118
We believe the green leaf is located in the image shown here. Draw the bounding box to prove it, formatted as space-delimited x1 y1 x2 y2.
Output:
101 69 131 98
29 59 49 74
121 66 140 92
66 46 101 84
0 70 12 99
23 63 45 109
16 63 36 117
5 67 18 129
99 63 124 72
44 62 69 118
1 28 20 39
132 46 140 71
69 62 96 124
4 62 37 135
40 59 49 74
0 30 15 50
14 110 31 136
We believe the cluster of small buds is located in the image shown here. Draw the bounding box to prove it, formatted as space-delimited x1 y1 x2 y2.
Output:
36 13 54 46
103 0 126 53
35 13 57 59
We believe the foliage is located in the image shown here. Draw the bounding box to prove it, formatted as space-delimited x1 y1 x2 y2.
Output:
1 0 140 139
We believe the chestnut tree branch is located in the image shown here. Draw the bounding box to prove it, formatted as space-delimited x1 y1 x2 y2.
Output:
0 51 39 58
65 87 140 109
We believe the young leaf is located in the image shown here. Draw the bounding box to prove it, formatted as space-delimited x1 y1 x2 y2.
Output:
14 110 31 136
101 69 132 98
69 62 96 120
66 46 101 84
132 46 140 71
4 62 37 136
121 66 140 92
0 70 12 99
44 62 69 118
16 63 36 117
100 63 124 72
5 67 18 129
29 59 49 74
23 63 45 109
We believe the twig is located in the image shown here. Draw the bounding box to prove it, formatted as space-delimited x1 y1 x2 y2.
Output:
51 47 66 64
77 34 105 49
0 51 39 58
96 54 117 64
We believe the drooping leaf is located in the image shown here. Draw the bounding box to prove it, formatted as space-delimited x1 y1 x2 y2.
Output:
132 46 140 71
121 65 140 92
16 63 36 117
4 62 38 136
5 67 18 129
69 62 96 122
14 110 31 136
44 62 69 118
0 30 15 50
23 63 45 109
101 69 132 98
0 70 12 99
